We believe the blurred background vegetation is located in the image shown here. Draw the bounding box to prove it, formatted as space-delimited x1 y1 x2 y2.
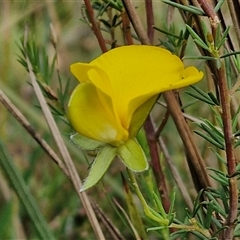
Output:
0 2 104 239
0 0 239 239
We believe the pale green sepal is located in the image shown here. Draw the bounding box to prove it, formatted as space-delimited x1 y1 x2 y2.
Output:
71 133 106 150
80 146 117 191
117 138 149 172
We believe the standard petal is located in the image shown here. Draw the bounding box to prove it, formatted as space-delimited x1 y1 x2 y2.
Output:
68 82 128 144
89 46 203 128
71 63 112 97
70 62 92 83
175 66 204 88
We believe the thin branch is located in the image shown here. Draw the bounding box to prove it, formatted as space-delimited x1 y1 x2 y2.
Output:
0 88 69 177
144 116 170 212
145 0 154 44
217 62 238 239
121 11 133 45
122 0 150 45
158 137 194 211
83 0 108 52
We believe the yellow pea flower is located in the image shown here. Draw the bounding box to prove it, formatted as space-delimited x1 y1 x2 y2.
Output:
68 45 203 145
68 45 203 190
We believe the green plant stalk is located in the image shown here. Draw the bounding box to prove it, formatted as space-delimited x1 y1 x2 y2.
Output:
127 169 211 238
217 62 238 239
0 140 55 240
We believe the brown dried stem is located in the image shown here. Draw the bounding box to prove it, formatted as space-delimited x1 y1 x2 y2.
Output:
163 91 211 190
121 11 133 45
0 87 69 177
144 116 170 212
145 0 154 44
122 0 150 45
217 63 238 239
83 0 108 52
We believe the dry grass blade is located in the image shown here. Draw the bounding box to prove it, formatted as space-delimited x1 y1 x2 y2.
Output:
23 27 105 240
113 199 142 240
0 87 69 177
158 137 194 211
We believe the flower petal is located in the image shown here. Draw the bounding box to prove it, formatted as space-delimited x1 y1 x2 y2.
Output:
71 63 112 97
68 82 128 144
78 46 203 129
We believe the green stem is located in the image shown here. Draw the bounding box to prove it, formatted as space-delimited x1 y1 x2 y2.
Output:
127 169 211 238
127 169 169 225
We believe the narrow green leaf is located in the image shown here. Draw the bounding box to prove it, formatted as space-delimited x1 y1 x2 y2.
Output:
216 26 230 50
214 0 225 12
221 51 240 58
204 201 215 229
117 138 148 171
0 140 55 240
199 122 224 146
183 55 217 61
191 85 214 101
168 190 176 222
209 173 228 186
153 26 183 39
192 189 204 218
210 147 226 164
204 192 227 217
194 39 210 51
186 91 215 105
207 91 219 105
162 0 205 15
71 133 106 150
194 130 225 149
81 145 117 191
152 192 167 218
186 25 209 50
123 178 147 239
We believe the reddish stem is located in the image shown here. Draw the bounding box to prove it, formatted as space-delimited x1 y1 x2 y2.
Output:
122 11 134 45
145 0 154 44
144 116 170 212
218 63 238 239
83 0 108 53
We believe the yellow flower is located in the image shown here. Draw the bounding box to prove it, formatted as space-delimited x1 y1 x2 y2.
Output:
68 45 203 146
68 45 203 190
